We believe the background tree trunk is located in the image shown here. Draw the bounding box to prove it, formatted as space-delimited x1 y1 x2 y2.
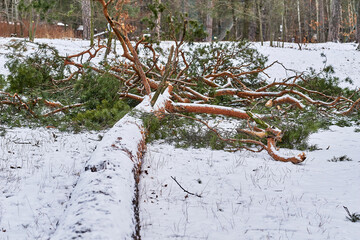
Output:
155 0 162 42
269 0 274 46
231 0 237 40
249 2 257 41
356 0 360 43
81 0 91 40
3 0 9 22
316 0 320 41
282 0 287 46
257 0 263 45
328 0 341 42
242 0 250 39
318 0 326 42
28 1 34 42
205 0 213 42
90 0 94 46
297 0 302 42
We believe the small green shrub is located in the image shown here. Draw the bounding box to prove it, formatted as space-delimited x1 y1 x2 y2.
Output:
308 144 321 151
328 155 353 162
344 206 360 222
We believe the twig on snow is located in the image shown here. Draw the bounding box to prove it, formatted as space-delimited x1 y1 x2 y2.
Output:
171 176 202 198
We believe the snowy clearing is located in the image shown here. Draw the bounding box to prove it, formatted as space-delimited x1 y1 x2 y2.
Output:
0 38 359 239
140 126 360 240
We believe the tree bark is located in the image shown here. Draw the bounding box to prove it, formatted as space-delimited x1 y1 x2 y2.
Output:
356 0 360 44
249 2 257 41
269 0 275 46
205 0 213 42
328 0 341 42
316 0 319 41
242 0 250 39
28 1 34 42
231 0 237 40
306 0 312 42
90 0 95 46
155 0 162 42
297 0 302 42
318 0 326 42
257 0 263 45
282 0 287 45
81 0 91 40
3 0 9 22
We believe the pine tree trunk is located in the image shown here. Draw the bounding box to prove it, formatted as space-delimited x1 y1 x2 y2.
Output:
328 0 341 42
282 0 287 46
4 0 9 22
81 0 91 40
269 0 274 47
242 0 250 39
297 0 302 42
318 0 326 42
90 0 95 46
356 0 360 44
205 0 213 42
316 0 319 41
29 2 34 42
231 0 237 40
155 0 161 42
257 0 263 45
249 2 257 41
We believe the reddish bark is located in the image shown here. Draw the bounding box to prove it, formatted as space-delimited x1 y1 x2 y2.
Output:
166 101 250 120
266 138 306 164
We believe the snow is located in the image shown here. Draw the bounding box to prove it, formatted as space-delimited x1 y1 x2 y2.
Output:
274 94 305 109
140 127 360 239
0 38 359 239
0 127 100 239
253 41 360 88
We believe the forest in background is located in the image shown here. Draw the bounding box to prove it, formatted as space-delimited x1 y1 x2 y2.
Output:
0 0 360 44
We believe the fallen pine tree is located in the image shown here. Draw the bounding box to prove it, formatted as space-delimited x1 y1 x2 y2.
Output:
1 0 359 164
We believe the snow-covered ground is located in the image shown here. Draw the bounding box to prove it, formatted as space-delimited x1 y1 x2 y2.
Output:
253 41 360 89
0 127 101 239
140 126 360 240
0 38 359 239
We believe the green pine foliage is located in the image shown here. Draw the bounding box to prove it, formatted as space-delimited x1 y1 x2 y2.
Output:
75 69 122 109
142 113 226 150
1 39 357 152
5 42 66 94
0 74 5 90
74 100 130 130
186 41 267 87
1 40 131 131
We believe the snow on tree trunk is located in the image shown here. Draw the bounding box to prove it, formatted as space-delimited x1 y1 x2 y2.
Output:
51 91 171 239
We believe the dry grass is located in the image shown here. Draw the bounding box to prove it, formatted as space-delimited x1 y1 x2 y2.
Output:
0 21 76 39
